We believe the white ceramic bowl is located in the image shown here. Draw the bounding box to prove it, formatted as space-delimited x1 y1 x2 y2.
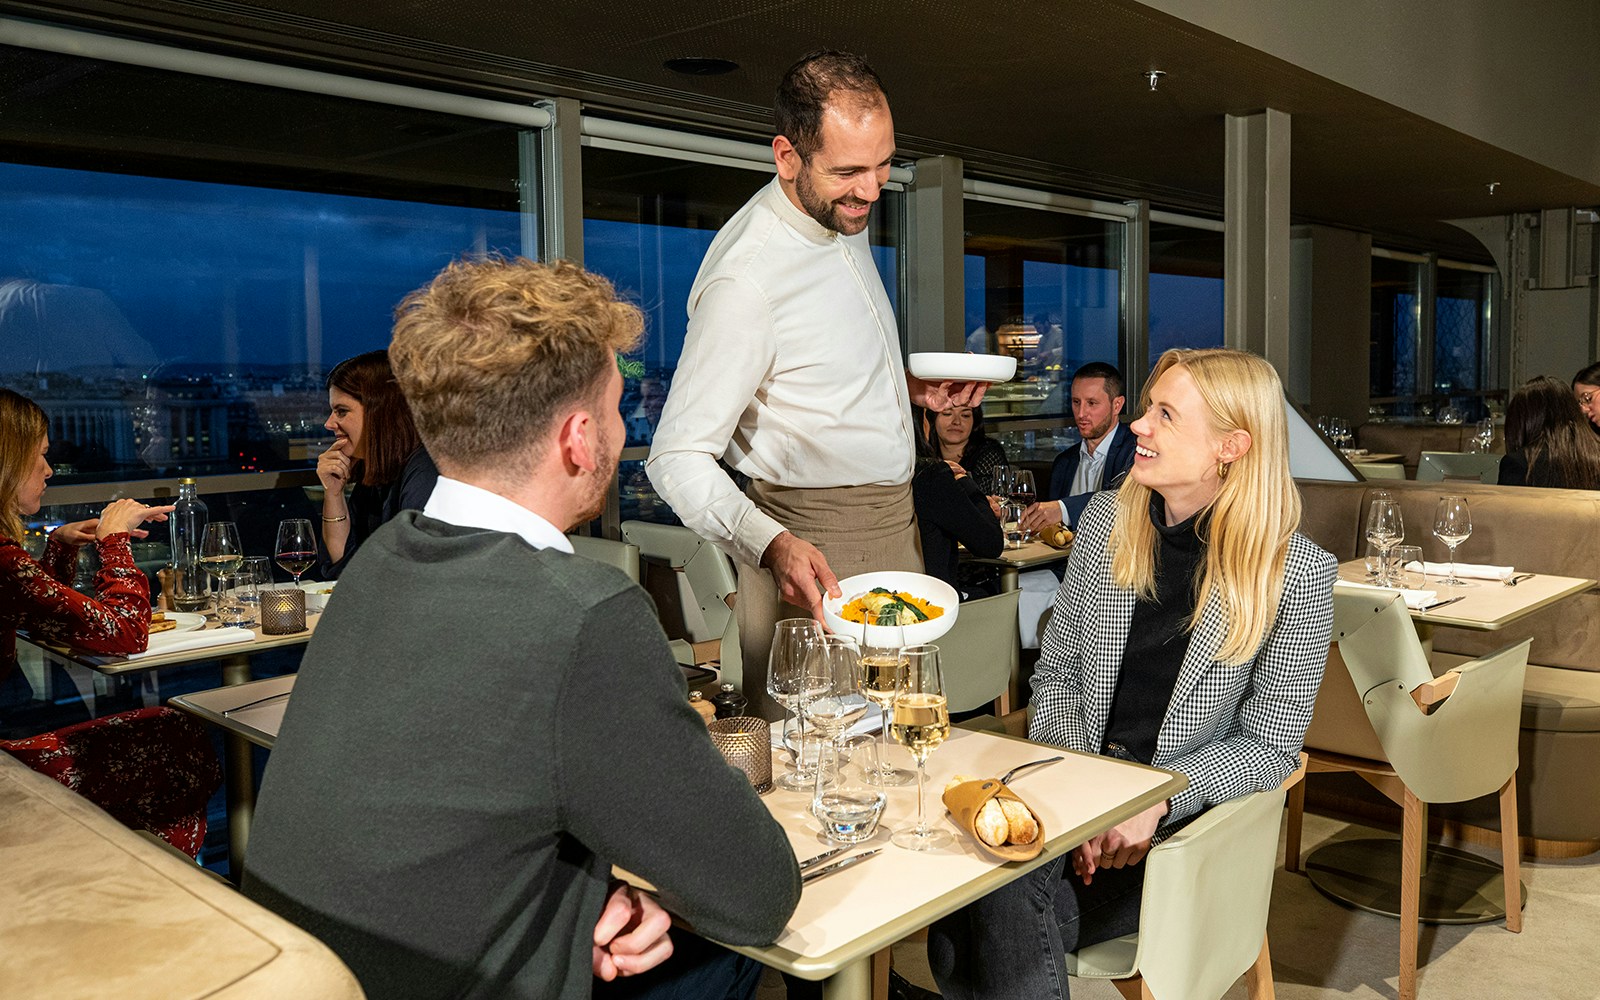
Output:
907 352 1017 385
822 571 960 646
297 579 337 611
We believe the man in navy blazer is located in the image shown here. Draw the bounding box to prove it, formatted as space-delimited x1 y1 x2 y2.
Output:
1022 361 1136 534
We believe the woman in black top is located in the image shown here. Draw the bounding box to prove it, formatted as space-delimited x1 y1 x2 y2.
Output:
1498 375 1600 490
1573 362 1600 433
929 349 1335 1000
927 402 1007 492
911 407 1004 599
317 351 439 578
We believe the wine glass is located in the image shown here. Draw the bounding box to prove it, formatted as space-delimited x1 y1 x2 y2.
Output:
857 623 914 787
1010 468 1036 504
1473 418 1495 453
200 522 243 619
769 619 825 791
987 462 1012 499
1433 495 1474 587
802 634 871 742
890 643 953 851
1364 499 1403 587
275 519 318 585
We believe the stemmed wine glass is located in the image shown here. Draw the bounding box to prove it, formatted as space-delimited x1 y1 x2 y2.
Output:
769 619 825 791
275 519 318 585
890 643 953 851
1365 498 1404 587
805 635 883 841
200 522 243 618
987 462 1012 499
857 623 914 787
1010 469 1038 541
1433 495 1474 587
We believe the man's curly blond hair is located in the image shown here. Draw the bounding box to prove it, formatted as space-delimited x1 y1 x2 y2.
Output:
389 256 643 475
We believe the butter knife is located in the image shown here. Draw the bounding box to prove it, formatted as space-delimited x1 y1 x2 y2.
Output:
801 848 882 885
798 846 847 871
1420 596 1466 612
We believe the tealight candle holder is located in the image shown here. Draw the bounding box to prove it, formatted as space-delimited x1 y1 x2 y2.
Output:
707 717 772 794
259 587 307 635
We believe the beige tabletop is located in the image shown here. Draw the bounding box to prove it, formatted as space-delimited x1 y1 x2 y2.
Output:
170 673 296 751
1335 560 1595 630
21 611 320 676
710 728 1184 991
1348 452 1404 464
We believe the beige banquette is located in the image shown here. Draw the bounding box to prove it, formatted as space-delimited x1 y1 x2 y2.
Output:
1296 477 1600 855
0 751 365 999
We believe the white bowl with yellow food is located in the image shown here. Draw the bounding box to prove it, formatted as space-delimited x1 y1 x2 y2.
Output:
821 571 959 645
296 579 337 611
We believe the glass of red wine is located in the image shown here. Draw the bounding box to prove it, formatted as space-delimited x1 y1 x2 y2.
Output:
274 518 318 585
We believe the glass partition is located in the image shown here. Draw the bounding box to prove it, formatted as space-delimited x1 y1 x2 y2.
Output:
1370 255 1425 418
1 44 528 486
1149 221 1225 364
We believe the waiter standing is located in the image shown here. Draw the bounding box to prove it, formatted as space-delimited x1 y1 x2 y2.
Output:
648 50 983 719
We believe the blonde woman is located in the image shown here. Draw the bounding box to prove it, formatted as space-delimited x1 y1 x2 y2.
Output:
927 349 1335 1000
0 390 172 731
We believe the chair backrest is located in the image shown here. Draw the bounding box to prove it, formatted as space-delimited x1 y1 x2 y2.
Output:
1128 786 1288 1000
1333 589 1528 802
621 520 737 639
565 534 641 583
937 590 1021 714
1417 450 1501 483
1356 462 1405 481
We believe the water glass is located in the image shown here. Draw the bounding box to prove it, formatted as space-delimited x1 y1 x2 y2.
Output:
239 556 271 620
1004 502 1025 549
215 573 255 627
812 734 886 845
1390 545 1425 590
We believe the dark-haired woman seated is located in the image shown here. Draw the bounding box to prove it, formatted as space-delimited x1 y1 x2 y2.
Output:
912 407 1004 599
317 350 439 578
1573 362 1600 433
0 390 172 733
927 349 1335 1000
1499 375 1600 490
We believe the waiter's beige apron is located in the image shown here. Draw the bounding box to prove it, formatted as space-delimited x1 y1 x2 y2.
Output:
737 480 921 720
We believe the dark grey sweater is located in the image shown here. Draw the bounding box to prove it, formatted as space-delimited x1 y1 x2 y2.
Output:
245 511 800 1000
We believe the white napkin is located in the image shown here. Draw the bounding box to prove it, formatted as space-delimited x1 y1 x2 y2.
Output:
1334 580 1438 610
1414 561 1513 582
767 712 883 748
121 627 255 661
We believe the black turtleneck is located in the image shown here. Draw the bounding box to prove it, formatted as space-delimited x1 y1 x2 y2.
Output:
1102 497 1207 764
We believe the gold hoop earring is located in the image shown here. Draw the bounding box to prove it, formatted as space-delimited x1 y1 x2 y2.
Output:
1217 460 1231 481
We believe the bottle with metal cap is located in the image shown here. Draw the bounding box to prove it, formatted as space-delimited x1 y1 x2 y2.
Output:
169 478 210 611
711 682 747 719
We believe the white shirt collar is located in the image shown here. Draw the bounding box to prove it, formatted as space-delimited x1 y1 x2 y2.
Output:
1082 422 1121 460
421 477 573 553
762 177 837 246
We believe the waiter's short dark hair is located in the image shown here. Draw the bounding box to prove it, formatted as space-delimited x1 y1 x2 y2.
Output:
1072 362 1125 400
775 50 887 161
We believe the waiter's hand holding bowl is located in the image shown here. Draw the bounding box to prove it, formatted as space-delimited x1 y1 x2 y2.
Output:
761 531 841 622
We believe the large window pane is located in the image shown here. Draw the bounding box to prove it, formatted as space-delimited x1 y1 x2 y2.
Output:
1 45 527 484
1370 255 1423 417
962 201 1123 421
582 144 904 523
1434 266 1489 394
1149 222 1224 364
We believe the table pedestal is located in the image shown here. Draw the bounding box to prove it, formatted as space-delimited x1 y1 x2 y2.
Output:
219 653 255 881
1305 838 1525 924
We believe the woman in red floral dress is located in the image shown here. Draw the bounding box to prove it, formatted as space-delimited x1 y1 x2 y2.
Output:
0 389 175 709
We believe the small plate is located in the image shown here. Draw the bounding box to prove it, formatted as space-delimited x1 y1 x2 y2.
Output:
297 579 337 611
162 612 206 633
908 352 1017 385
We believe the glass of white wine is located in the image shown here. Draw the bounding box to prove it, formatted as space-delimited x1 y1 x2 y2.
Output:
200 521 243 614
890 643 953 851
857 623 914 787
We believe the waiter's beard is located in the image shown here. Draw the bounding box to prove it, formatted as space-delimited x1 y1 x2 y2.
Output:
796 168 872 237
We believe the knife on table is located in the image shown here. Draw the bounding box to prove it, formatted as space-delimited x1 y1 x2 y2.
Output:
801 849 882 885
798 846 847 872
1420 596 1466 612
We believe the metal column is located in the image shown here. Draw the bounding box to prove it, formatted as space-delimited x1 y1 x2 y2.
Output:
537 96 585 265
1224 109 1292 376
907 155 966 353
1123 199 1150 400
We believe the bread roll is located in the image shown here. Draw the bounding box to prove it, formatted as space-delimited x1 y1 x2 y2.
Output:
149 617 178 634
999 798 1039 845
974 798 1009 846
943 774 980 795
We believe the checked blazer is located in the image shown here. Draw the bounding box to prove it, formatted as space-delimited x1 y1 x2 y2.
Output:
1029 491 1335 842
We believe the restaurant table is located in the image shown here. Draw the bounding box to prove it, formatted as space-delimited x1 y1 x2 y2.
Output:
631 727 1185 999
963 538 1072 592
19 611 320 875
1348 452 1404 464
1311 562 1597 924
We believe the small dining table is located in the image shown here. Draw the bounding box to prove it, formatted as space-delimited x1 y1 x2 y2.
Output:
1309 561 1597 924
20 609 320 875
963 538 1073 592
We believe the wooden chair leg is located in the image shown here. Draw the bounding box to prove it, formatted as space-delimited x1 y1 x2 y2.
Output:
1400 788 1423 1000
870 947 891 1000
1499 772 1523 934
1244 933 1276 1000
1285 778 1306 874
1111 975 1152 1000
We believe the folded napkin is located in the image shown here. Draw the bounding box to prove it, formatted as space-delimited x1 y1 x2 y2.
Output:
1414 561 1514 582
767 712 883 748
121 627 255 661
1334 580 1438 610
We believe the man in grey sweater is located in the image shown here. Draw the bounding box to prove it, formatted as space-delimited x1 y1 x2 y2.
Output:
245 257 801 1000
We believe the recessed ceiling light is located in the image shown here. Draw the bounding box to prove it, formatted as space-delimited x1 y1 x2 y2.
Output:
664 57 739 77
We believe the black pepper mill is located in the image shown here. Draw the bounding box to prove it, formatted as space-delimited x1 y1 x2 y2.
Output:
711 682 747 719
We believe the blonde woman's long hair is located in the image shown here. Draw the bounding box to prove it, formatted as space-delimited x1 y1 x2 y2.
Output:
1109 349 1301 665
0 389 49 542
